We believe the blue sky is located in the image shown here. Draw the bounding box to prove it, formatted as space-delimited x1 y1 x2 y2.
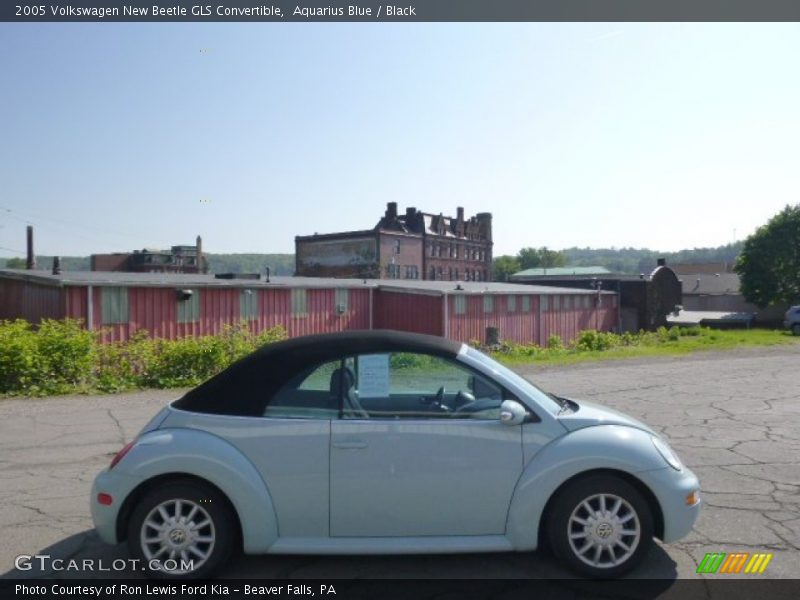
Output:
1 23 799 258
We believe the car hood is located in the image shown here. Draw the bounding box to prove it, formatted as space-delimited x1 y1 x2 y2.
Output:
556 398 657 435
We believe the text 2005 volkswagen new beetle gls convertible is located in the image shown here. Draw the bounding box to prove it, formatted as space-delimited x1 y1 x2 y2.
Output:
91 330 700 578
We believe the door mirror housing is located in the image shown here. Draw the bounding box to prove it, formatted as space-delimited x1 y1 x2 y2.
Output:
499 399 527 426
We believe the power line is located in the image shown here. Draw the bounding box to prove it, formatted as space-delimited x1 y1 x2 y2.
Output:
0 204 178 248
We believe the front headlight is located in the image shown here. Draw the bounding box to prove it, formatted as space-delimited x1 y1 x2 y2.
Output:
652 436 682 471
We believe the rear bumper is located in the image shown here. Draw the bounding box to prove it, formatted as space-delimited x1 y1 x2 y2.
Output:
638 466 701 543
90 469 141 545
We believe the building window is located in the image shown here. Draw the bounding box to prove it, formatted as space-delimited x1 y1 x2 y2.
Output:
507 295 516 312
101 287 129 325
541 295 549 311
387 263 400 279
454 295 466 315
522 295 531 312
429 266 436 280
483 295 494 313
454 245 459 259
335 288 349 313
454 268 459 280
436 267 443 280
393 240 401 254
291 288 308 316
240 289 258 320
448 267 454 280
177 289 200 323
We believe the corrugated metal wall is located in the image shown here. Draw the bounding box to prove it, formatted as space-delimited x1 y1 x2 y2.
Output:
3 279 618 346
0 279 63 323
374 290 443 336
447 293 619 346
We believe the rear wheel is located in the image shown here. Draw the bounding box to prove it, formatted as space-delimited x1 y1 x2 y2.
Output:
127 480 235 579
548 474 654 578
792 323 800 336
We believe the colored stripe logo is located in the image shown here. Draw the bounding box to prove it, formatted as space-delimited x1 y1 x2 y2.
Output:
697 552 773 574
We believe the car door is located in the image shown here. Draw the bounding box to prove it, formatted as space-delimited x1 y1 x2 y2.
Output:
330 352 525 537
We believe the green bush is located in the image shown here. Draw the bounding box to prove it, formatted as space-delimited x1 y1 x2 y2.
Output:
0 319 288 396
575 330 618 352
547 335 564 350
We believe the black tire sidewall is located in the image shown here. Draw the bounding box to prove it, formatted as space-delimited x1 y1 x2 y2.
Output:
547 474 654 578
127 480 235 579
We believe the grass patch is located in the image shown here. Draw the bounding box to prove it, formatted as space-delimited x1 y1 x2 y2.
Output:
489 327 799 367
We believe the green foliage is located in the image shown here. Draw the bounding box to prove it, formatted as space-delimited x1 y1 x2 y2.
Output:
492 255 521 281
546 334 564 349
517 246 566 270
0 319 287 396
0 319 95 394
560 243 743 275
735 204 800 308
491 326 797 365
2 257 26 269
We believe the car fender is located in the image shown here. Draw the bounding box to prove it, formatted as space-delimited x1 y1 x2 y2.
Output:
506 424 666 550
116 428 279 554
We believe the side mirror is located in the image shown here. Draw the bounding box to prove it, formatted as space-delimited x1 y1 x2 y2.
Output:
499 399 527 426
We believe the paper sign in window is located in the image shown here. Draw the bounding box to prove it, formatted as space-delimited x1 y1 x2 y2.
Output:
358 354 390 398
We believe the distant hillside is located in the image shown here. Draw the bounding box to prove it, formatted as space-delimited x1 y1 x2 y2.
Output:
0 254 295 275
2 245 741 277
561 243 743 275
206 254 294 275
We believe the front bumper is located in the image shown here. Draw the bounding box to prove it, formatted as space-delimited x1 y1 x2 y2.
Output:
637 465 701 543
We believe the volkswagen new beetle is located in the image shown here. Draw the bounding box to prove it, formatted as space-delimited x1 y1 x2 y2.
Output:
91 330 700 578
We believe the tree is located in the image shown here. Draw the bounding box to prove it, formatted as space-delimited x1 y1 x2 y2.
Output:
517 246 566 270
492 255 521 281
734 204 800 308
3 257 26 269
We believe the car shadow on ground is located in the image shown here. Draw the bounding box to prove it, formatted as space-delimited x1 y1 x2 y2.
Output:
3 529 678 595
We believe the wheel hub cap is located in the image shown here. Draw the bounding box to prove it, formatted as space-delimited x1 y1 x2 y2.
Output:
567 493 641 569
140 498 216 574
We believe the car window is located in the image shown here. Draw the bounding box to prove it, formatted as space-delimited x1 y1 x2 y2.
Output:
343 352 507 420
263 360 341 419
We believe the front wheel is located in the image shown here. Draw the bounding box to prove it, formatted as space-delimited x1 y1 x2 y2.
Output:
127 480 235 579
548 474 654 578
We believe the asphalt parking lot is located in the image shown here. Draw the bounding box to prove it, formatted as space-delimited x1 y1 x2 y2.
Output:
1 345 799 580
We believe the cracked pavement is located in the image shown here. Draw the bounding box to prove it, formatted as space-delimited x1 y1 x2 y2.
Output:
1 344 799 580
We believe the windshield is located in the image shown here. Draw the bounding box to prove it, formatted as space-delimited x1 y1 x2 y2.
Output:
464 347 562 414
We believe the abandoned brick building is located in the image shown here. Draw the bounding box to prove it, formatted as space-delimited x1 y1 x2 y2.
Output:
295 203 493 281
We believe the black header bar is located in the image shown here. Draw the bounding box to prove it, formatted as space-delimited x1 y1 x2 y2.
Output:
5 0 800 23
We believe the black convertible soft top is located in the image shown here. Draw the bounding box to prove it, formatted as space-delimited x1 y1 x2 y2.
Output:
173 330 463 416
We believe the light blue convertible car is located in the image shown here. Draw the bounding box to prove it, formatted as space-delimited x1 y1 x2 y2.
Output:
91 330 700 578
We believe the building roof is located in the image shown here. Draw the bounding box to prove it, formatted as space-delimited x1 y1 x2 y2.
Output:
511 266 613 279
680 272 742 296
0 269 612 296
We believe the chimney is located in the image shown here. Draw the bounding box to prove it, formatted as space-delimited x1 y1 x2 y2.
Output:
26 225 36 270
456 207 465 236
196 235 205 273
385 202 398 221
52 256 61 275
657 258 666 267
476 212 493 242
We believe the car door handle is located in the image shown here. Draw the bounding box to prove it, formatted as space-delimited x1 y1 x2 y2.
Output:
332 440 368 450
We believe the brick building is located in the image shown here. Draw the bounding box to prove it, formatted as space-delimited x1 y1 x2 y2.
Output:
295 203 493 281
91 236 208 274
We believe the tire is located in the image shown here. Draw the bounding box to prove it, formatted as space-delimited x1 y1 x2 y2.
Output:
127 479 235 579
547 474 654 578
792 323 800 336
